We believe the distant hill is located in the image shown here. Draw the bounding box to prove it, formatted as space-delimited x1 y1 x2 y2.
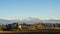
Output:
0 19 20 24
0 19 11 24
43 19 60 23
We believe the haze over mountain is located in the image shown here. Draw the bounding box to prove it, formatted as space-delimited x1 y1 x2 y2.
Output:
0 18 60 24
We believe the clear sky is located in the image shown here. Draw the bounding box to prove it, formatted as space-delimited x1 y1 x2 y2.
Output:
0 0 60 20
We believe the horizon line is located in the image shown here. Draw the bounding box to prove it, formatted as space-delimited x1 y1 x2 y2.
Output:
0 17 60 20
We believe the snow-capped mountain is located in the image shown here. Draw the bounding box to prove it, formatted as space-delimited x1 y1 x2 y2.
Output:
0 18 42 24
20 17 42 24
0 18 60 24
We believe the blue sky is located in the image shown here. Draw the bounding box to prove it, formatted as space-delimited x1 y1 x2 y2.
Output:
0 0 60 20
